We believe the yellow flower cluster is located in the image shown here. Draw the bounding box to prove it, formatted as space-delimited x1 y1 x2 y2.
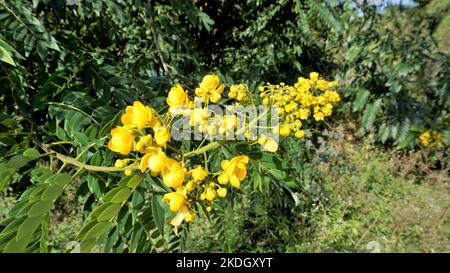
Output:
258 72 340 140
195 74 225 103
160 155 249 233
107 100 251 233
108 101 169 156
228 84 250 102
419 130 442 148
107 72 338 234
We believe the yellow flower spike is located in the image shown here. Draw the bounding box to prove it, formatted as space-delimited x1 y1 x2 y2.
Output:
108 126 135 155
280 124 291 137
189 165 209 182
294 130 305 138
162 192 187 212
124 169 132 176
262 97 270 105
162 158 185 188
261 137 278 153
154 127 171 147
205 187 217 201
121 101 153 130
217 187 227 198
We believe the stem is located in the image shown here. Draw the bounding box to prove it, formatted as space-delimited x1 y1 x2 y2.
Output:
53 152 137 172
183 142 221 158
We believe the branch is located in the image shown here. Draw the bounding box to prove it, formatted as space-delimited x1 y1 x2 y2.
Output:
148 0 169 74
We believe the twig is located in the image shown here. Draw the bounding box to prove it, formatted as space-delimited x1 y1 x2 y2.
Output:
148 0 169 74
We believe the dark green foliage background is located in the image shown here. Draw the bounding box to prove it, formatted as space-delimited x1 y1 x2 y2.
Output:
0 0 448 252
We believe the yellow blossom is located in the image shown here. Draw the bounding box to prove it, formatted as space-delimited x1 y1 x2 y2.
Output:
162 159 185 188
189 165 208 182
167 84 190 115
195 74 225 103
108 126 135 155
163 192 187 212
217 187 227 198
154 127 171 147
139 148 167 173
262 137 278 152
219 155 249 188
280 124 291 137
121 101 154 130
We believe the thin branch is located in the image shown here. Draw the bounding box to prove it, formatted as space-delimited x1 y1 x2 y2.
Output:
148 0 169 74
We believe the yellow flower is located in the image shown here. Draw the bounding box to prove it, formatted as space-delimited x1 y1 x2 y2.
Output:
419 131 431 146
170 205 194 236
309 72 319 82
139 148 167 173
205 187 217 201
219 155 249 188
121 101 154 130
108 126 135 155
134 134 153 153
186 181 196 192
163 192 187 212
294 130 305 138
124 169 132 176
280 124 291 137
162 159 185 188
314 112 325 121
114 159 126 168
167 84 190 115
195 74 224 103
154 127 171 147
189 165 208 182
262 137 278 152
217 187 227 198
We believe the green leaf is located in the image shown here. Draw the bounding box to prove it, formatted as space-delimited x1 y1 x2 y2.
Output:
151 195 165 237
28 201 53 217
76 220 97 241
3 234 32 253
0 46 15 66
97 203 122 222
131 187 146 223
353 88 371 112
110 188 132 204
126 176 143 189
51 173 72 187
41 185 64 201
22 148 40 160
362 99 382 131
6 155 30 169
16 217 42 241
83 221 111 240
